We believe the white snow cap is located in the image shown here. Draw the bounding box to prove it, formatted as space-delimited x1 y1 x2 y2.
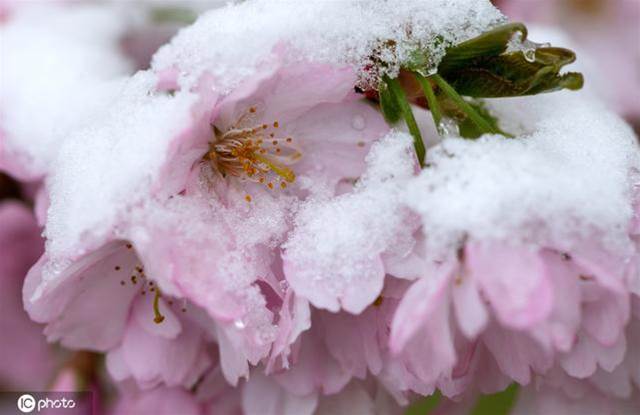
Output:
153 0 505 91
34 0 639 276
284 88 640 294
39 0 502 258
0 4 134 178
406 91 640 253
283 131 417 313
44 72 198 258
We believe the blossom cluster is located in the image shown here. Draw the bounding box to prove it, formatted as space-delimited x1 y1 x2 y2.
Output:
1 1 639 414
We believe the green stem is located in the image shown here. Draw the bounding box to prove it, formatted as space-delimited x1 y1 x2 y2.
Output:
415 73 443 134
431 74 500 135
385 76 426 166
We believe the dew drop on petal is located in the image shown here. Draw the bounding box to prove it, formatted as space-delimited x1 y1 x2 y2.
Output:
351 114 366 131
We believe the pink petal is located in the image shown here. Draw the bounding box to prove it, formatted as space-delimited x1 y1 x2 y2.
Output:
24 242 140 351
243 371 317 415
390 260 454 353
466 242 553 329
452 271 488 339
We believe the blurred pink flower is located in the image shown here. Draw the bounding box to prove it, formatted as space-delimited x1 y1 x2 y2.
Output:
0 201 53 390
390 238 634 394
112 386 202 415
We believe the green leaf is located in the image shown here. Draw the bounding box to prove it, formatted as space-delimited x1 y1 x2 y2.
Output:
470 383 519 415
431 22 583 98
440 47 583 98
438 23 528 73
405 391 442 415
379 80 402 124
151 7 198 24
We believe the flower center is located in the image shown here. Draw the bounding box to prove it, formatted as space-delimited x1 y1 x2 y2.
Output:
205 107 302 195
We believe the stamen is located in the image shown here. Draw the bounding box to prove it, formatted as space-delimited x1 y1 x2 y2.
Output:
153 289 165 324
254 154 295 183
206 107 301 188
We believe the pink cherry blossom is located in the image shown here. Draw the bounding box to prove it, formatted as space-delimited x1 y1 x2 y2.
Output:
23 46 390 401
4 1 640 413
390 236 636 394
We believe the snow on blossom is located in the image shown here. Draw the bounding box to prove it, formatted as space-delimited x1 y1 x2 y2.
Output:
406 91 639 253
152 0 505 91
4 0 640 413
282 131 416 313
43 72 198 260
0 3 133 180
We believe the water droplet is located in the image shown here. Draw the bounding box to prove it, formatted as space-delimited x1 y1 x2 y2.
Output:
351 114 366 131
279 280 289 291
234 319 246 330
437 118 459 137
523 49 536 63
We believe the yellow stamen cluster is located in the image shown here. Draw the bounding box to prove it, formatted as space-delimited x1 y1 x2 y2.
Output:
205 107 302 201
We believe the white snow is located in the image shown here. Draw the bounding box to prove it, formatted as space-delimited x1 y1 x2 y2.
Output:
44 72 198 257
153 0 505 91
0 3 134 178
282 132 417 312
410 90 639 253
283 87 639 301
